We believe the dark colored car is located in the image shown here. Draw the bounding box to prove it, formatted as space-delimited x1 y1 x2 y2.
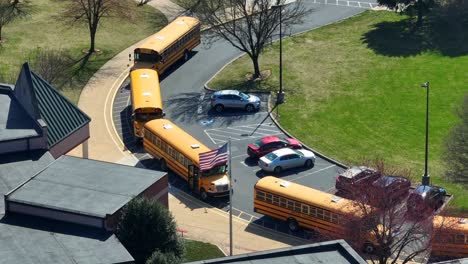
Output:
370 176 411 203
247 136 302 158
407 185 446 215
335 166 380 194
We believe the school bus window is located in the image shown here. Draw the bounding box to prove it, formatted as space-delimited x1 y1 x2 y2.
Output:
266 193 273 203
331 214 339 224
317 208 324 219
273 196 279 206
294 202 301 213
280 197 286 207
324 211 331 222
256 191 265 201
287 200 294 210
301 204 309 215
455 234 465 244
309 207 317 217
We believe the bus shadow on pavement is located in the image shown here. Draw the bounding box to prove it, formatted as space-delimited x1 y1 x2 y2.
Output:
245 216 310 246
169 185 222 211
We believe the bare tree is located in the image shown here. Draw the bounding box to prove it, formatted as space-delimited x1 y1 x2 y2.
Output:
0 0 31 42
62 0 132 54
344 160 433 264
27 48 75 87
195 0 308 79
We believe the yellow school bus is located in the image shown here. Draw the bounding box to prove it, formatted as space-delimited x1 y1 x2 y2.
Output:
143 119 229 200
133 16 201 74
130 68 164 142
432 215 468 257
254 176 379 252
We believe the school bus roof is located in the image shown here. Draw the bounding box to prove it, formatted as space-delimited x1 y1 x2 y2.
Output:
138 16 200 54
255 176 363 216
433 215 468 233
144 119 210 164
130 68 162 111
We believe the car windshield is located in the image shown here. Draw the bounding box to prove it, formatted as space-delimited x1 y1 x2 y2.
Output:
239 92 250 100
253 139 263 147
264 152 277 161
415 185 431 194
375 176 395 188
202 165 227 177
292 149 303 156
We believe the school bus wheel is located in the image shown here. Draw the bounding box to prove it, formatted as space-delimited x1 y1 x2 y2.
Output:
287 218 299 232
200 188 208 201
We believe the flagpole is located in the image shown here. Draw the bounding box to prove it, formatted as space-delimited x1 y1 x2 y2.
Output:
228 138 233 256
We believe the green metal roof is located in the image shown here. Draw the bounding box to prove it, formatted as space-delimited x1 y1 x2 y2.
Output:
23 64 90 148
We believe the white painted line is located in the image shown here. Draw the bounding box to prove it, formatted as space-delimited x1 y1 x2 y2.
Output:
289 164 336 182
214 129 249 136
206 132 242 141
233 154 248 159
197 105 203 114
240 161 248 167
347 1 350 6
204 129 218 144
358 1 361 7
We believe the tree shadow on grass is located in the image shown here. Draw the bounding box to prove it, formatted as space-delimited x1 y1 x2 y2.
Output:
362 10 468 57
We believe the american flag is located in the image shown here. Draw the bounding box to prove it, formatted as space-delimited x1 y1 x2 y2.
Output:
199 143 228 171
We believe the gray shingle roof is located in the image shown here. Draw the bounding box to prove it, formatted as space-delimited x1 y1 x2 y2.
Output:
7 155 166 217
0 214 134 264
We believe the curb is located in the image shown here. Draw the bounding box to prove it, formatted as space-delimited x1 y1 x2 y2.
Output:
202 13 367 170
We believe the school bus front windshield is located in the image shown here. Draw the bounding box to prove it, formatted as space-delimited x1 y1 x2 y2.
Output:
202 165 227 177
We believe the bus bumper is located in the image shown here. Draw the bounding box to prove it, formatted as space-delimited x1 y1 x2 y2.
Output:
209 190 230 198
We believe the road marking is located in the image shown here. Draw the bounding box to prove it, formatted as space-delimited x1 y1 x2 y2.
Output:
233 154 248 159
208 132 242 141
240 161 248 167
197 92 205 114
289 164 336 182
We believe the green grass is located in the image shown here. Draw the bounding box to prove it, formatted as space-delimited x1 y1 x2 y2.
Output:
208 11 468 211
0 0 166 104
184 239 225 262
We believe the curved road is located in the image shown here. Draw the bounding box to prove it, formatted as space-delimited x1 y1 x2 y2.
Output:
113 1 376 238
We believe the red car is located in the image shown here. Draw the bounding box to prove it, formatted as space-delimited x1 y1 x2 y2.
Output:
247 136 302 158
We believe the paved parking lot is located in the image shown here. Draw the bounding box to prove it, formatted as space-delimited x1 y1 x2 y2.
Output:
113 87 345 239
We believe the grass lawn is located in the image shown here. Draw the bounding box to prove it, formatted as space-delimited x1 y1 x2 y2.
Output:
0 0 166 104
208 11 468 211
184 239 225 262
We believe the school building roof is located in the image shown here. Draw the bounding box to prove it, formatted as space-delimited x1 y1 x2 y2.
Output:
185 240 366 264
5 155 166 218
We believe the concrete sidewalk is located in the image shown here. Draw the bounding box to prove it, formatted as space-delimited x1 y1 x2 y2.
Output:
67 0 304 258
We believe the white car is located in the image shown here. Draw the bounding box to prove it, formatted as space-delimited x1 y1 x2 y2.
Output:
258 148 316 173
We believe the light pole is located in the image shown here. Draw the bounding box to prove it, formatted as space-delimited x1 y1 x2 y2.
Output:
272 0 296 107
421 81 430 186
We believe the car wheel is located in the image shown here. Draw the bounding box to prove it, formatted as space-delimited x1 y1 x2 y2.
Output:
287 218 299 232
305 159 313 168
200 188 208 201
183 50 190 61
159 159 167 171
245 104 255 112
274 166 282 174
215 104 224 113
363 242 375 254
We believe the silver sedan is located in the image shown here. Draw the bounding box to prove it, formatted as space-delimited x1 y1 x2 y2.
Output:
258 148 316 173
